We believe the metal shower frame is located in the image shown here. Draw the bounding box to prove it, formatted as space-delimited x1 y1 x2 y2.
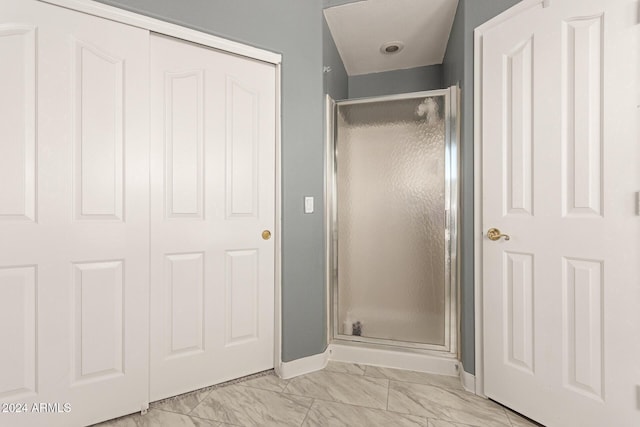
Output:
325 87 460 355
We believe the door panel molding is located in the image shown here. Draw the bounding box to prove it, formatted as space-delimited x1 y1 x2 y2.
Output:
0 265 37 399
562 257 604 400
72 39 124 221
561 15 604 218
503 251 535 375
164 252 205 358
474 0 548 397
164 70 205 219
225 76 260 219
503 37 534 217
0 25 37 222
72 260 125 382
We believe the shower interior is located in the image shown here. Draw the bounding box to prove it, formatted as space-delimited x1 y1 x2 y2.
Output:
328 87 458 353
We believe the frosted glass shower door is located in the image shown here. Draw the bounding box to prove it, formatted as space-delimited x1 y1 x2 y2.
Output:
334 93 453 349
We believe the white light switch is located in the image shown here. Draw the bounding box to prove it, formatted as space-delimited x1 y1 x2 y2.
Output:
304 196 314 214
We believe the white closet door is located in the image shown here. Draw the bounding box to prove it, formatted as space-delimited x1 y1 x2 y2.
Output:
150 34 276 400
481 0 639 425
0 1 149 426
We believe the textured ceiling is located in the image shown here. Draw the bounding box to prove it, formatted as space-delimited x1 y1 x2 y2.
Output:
324 0 459 76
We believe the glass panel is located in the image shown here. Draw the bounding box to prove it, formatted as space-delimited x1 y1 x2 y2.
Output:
336 95 446 346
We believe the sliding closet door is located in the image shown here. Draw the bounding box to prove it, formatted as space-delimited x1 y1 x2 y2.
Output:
150 34 276 400
0 1 149 426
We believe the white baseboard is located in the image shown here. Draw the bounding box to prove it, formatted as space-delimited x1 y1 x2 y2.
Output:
329 342 459 377
276 343 469 388
277 348 330 379
459 363 476 393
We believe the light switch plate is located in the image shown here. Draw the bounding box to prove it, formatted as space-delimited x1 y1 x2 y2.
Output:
304 196 314 214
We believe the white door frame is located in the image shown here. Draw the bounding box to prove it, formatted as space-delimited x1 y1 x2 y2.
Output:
472 0 548 398
38 0 285 374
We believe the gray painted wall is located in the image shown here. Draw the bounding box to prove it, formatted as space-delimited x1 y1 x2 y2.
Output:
323 16 348 101
94 0 327 363
442 0 521 374
348 65 444 99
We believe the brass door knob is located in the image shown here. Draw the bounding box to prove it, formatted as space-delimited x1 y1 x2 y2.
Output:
487 228 510 241
262 230 272 240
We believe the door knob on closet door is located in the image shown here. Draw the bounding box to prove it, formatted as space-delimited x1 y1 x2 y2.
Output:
262 230 272 240
487 228 510 241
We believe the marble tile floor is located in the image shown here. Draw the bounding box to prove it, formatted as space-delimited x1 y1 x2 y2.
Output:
95 362 542 427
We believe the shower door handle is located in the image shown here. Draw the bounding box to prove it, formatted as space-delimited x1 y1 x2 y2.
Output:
487 228 510 241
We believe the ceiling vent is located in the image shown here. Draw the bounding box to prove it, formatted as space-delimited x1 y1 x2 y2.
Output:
380 41 404 54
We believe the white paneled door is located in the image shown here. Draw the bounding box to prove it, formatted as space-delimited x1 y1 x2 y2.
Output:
0 1 149 426
1 1 278 425
150 34 276 400
481 0 639 426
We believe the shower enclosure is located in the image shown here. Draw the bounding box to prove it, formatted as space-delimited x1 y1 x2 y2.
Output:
327 87 458 353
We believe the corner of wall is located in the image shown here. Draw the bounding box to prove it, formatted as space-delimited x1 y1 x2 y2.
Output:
322 14 348 100
278 347 330 379
459 362 477 394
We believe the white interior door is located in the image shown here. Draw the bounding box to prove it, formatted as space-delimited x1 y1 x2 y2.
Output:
481 0 640 426
0 1 149 426
150 34 276 401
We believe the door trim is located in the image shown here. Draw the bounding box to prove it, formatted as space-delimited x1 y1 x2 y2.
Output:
38 0 282 64
274 63 283 376
37 0 284 377
324 94 335 350
472 0 546 398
